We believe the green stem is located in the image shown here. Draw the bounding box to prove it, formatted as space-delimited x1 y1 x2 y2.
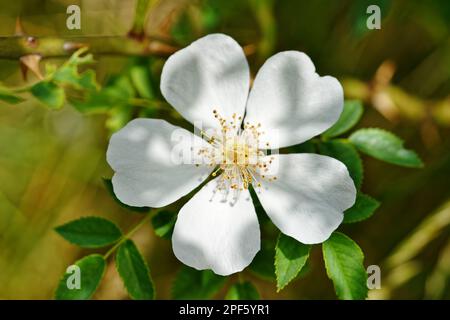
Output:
104 211 154 259
129 97 166 108
11 84 35 93
129 98 183 120
0 35 177 60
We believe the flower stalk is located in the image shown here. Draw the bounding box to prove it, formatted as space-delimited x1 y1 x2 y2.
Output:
103 211 154 260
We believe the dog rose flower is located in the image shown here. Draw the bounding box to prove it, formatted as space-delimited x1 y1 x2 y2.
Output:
107 34 356 276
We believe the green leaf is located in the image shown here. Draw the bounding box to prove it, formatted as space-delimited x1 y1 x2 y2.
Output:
318 139 363 189
71 92 114 113
226 281 260 300
152 210 177 239
172 266 226 299
344 193 380 223
30 81 65 109
48 48 97 92
53 66 79 85
295 259 312 280
55 254 106 300
71 76 134 113
103 178 149 213
108 75 135 98
323 100 364 138
349 128 423 168
67 47 95 66
106 105 134 132
0 86 24 104
249 240 276 280
170 10 195 45
54 67 98 91
201 3 220 31
129 59 154 99
275 234 310 291
116 239 155 300
322 232 368 300
55 216 122 248
77 70 99 91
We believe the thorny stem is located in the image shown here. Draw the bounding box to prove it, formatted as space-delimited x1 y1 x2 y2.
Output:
0 35 178 60
103 211 155 260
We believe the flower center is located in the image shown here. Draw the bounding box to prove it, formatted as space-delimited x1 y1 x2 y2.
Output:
198 110 276 192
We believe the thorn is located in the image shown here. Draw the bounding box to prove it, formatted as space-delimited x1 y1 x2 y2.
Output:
147 41 178 56
15 17 25 36
63 42 86 52
20 54 43 81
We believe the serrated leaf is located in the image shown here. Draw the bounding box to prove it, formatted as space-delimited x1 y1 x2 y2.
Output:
295 259 311 280
103 178 149 213
30 81 65 109
249 239 276 280
47 47 97 93
172 266 226 299
344 193 380 223
116 239 155 300
53 65 78 84
318 139 363 189
226 281 260 300
275 234 310 291
55 254 106 300
0 86 24 104
65 47 95 67
71 75 134 113
152 210 176 239
322 232 368 300
323 100 364 138
55 216 122 248
71 92 115 113
77 70 98 91
349 128 423 168
54 67 98 91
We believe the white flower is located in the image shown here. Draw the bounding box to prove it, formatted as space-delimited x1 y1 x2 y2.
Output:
107 34 356 276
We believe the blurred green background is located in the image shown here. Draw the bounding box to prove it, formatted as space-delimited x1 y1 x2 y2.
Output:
0 0 449 299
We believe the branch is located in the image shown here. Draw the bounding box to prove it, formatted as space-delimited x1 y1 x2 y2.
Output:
0 35 178 60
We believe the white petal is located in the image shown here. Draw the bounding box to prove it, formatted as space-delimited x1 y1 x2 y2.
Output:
172 179 260 275
256 154 356 244
161 34 250 131
245 51 344 149
107 118 213 208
